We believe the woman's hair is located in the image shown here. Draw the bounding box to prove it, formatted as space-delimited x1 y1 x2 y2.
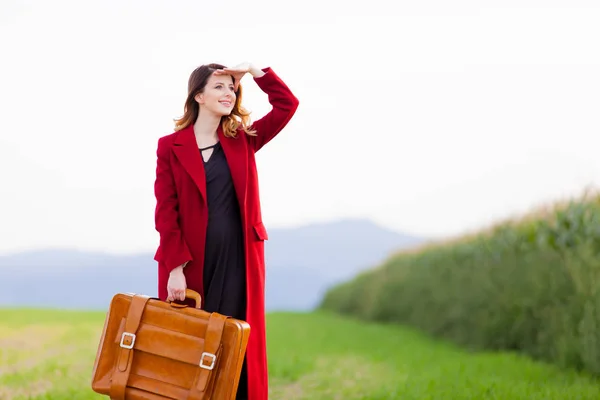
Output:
173 63 256 137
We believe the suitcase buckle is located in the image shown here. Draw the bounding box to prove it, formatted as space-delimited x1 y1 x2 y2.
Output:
120 332 136 349
199 352 216 370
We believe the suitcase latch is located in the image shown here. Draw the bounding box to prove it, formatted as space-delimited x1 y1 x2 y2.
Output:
120 332 136 349
199 352 216 370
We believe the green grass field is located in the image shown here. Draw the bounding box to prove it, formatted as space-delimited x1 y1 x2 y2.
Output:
0 308 599 399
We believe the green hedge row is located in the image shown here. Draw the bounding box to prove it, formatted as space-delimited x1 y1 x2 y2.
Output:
319 190 600 375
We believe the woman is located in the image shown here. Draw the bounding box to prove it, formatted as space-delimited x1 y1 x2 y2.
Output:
153 61 299 400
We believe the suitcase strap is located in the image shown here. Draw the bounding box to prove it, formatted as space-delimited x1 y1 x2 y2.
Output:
189 312 228 400
109 294 151 400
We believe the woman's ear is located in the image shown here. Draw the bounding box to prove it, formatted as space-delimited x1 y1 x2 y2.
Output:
194 93 204 104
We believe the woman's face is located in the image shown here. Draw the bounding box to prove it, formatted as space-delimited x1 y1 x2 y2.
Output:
195 73 236 117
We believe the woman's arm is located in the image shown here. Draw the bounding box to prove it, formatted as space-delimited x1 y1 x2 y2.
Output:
218 63 300 152
153 137 193 273
248 67 300 152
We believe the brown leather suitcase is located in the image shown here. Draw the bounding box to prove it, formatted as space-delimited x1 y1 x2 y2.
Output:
91 289 250 399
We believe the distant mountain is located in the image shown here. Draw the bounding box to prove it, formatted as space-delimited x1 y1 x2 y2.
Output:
0 219 425 311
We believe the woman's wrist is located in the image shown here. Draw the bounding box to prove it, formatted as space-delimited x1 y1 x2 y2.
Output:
249 64 266 78
170 265 185 275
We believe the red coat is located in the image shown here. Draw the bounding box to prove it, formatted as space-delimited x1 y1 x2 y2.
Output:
153 67 299 400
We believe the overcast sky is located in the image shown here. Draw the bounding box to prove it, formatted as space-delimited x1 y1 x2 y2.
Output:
0 0 598 254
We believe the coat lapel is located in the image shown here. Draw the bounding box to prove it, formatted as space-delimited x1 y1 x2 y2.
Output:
172 125 207 204
218 126 248 211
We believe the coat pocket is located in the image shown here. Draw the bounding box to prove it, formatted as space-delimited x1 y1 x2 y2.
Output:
253 221 269 241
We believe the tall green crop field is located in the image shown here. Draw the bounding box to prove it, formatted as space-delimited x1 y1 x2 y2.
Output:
320 189 600 376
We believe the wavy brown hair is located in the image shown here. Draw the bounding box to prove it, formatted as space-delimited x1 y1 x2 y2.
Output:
173 63 256 137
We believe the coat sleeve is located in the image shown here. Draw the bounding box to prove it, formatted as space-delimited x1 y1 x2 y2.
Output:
153 137 193 272
247 67 300 152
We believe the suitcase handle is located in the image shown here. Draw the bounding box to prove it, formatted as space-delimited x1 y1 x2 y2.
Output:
168 289 202 309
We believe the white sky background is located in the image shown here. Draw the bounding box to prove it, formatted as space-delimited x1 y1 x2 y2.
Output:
0 0 599 254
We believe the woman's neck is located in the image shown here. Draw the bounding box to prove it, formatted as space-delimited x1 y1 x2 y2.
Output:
193 111 221 143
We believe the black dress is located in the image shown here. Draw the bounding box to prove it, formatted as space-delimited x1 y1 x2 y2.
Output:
200 142 248 399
